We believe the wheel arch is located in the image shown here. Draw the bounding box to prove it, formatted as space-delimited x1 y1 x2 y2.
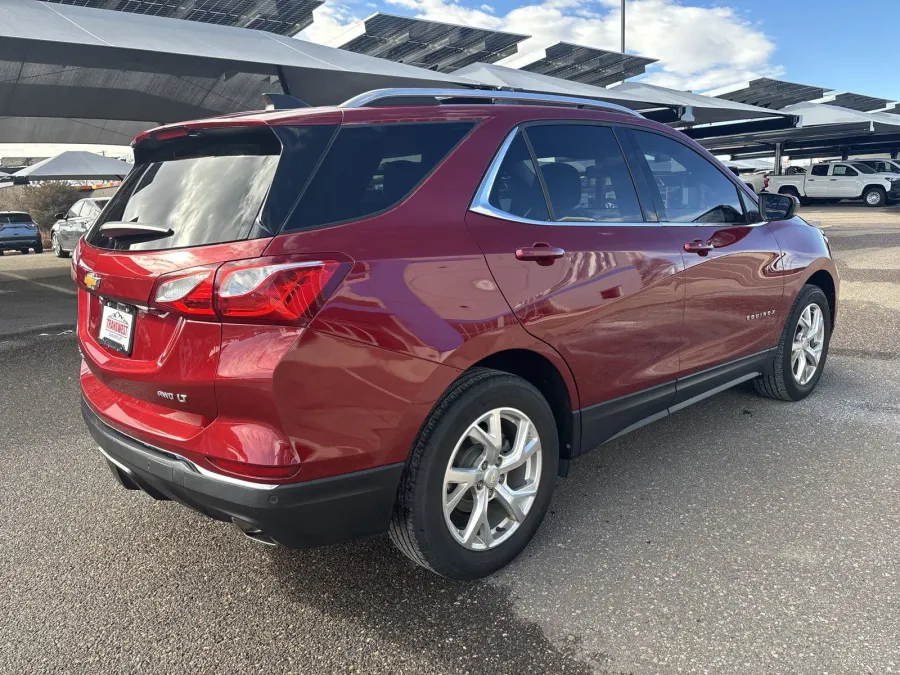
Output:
471 348 579 474
805 268 837 326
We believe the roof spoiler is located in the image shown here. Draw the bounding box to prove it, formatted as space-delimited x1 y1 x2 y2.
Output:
263 93 311 110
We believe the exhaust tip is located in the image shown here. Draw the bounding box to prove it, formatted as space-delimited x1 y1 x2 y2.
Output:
232 517 277 547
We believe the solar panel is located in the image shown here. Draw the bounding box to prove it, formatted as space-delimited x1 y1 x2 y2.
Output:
519 43 657 87
334 13 528 73
710 78 828 110
39 0 323 35
820 92 893 113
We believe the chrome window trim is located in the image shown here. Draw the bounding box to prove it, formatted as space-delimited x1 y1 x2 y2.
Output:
468 126 660 228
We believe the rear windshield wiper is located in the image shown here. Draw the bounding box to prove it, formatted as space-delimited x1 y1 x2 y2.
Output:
98 222 173 243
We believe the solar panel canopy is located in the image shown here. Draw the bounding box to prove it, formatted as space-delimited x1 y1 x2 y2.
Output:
710 77 829 110
39 0 323 36
818 92 893 113
519 43 657 87
332 13 528 73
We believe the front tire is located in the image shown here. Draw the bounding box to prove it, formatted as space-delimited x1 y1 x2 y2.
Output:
52 234 69 258
390 368 558 580
863 186 886 207
754 285 831 401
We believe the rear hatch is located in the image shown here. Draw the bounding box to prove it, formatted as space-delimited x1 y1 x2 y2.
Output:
0 212 39 244
76 117 340 433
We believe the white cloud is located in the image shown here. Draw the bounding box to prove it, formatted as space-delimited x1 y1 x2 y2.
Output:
299 0 782 91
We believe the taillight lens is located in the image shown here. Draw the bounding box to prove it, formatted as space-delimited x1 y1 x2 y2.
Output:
207 456 300 481
149 257 343 325
150 265 217 317
215 258 340 326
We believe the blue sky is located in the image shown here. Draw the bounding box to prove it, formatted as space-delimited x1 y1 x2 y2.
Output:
303 0 900 101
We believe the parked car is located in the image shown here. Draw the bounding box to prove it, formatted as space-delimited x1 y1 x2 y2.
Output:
741 169 771 193
856 158 900 175
766 160 900 206
50 197 110 258
0 211 42 254
76 89 839 579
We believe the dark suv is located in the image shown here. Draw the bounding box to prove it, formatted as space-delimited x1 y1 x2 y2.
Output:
0 211 42 254
77 89 838 579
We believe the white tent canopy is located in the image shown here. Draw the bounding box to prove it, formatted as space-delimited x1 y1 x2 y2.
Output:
13 151 133 181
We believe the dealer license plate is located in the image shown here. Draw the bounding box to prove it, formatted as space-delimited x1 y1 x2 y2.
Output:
98 301 136 355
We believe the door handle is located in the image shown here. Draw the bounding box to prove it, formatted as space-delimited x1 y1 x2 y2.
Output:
829 178 838 181
516 243 565 266
683 239 714 256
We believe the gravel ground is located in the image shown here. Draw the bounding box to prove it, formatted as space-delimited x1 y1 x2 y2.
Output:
1 210 898 674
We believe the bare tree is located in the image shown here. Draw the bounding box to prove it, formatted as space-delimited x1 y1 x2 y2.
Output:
0 182 83 236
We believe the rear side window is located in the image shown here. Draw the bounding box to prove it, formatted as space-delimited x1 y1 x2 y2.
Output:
487 133 549 221
630 129 746 224
286 121 475 231
811 165 829 176
525 124 643 222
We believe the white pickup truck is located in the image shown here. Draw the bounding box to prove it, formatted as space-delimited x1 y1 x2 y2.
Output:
766 161 900 207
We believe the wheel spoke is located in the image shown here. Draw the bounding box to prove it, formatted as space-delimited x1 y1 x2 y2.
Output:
445 484 470 514
804 346 819 368
461 489 489 546
446 466 480 486
493 482 536 523
798 306 811 334
794 350 806 381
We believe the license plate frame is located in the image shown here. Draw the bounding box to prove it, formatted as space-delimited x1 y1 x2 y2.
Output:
98 300 137 356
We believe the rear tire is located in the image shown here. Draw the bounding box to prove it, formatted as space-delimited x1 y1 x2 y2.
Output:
863 186 886 207
34 241 43 254
389 368 558 580
754 285 831 401
19 248 29 255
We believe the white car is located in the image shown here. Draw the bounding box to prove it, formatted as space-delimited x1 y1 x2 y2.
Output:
766 161 900 207
857 158 900 175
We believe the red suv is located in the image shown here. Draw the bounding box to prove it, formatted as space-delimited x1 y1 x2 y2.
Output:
77 89 838 579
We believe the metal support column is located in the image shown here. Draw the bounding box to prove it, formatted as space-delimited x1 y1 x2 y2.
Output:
892 150 899 160
774 143 783 176
841 148 849 161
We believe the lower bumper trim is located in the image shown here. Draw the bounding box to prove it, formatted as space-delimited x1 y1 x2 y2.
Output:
82 398 405 549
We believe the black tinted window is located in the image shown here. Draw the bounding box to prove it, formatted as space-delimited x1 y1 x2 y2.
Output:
526 125 643 222
851 163 876 174
3 213 32 223
487 133 549 221
811 165 829 176
287 121 475 230
631 130 745 224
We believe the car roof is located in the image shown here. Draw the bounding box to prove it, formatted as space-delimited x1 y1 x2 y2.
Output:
0 211 31 216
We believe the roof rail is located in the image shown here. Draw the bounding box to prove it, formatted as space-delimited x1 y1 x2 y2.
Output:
339 88 644 118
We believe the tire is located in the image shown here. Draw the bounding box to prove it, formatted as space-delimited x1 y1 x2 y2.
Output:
52 234 69 258
863 186 886 207
754 284 831 401
34 241 43 254
19 247 29 255
389 368 559 580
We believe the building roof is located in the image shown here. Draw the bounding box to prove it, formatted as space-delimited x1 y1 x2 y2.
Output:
0 0 475 144
518 43 657 87
709 77 830 110
330 13 528 73
39 0 323 36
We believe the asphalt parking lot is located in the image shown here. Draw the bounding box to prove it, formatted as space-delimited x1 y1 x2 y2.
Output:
1 206 898 674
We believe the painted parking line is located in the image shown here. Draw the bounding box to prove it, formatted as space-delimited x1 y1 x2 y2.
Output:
0 271 78 295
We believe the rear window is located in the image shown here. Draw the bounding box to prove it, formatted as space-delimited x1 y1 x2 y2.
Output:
285 121 476 231
88 126 334 251
0 213 32 224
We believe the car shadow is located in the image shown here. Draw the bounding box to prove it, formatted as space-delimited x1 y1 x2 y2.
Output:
267 536 594 674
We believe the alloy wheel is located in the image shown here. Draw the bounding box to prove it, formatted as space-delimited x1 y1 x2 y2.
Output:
792 303 825 386
866 191 882 206
52 234 61 255
442 407 542 551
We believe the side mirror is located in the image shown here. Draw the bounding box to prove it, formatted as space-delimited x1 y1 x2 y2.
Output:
759 192 796 221
55 213 66 221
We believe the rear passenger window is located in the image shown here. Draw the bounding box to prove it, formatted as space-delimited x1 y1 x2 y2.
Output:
630 130 746 224
525 125 644 222
486 133 549 221
287 122 475 230
811 165 829 176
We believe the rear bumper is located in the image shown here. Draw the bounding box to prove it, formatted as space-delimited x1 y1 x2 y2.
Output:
82 398 404 549
0 237 40 249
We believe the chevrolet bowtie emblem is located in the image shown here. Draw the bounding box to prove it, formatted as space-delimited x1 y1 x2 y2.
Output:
84 272 101 290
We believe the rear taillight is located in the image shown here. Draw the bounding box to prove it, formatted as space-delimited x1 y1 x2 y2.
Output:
150 257 343 326
764 176 770 189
